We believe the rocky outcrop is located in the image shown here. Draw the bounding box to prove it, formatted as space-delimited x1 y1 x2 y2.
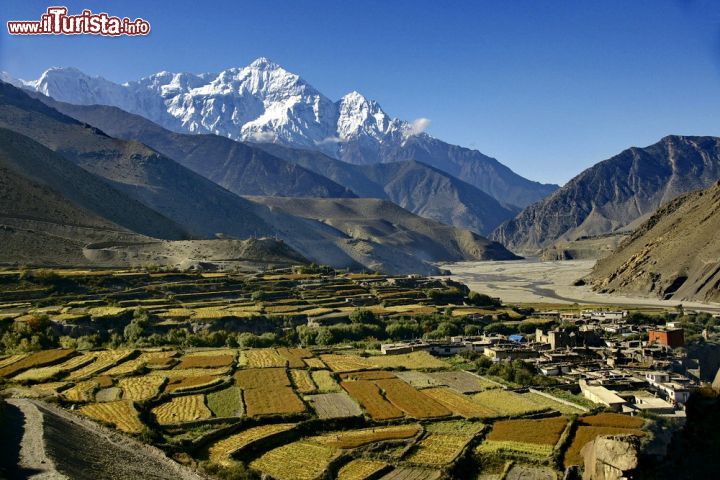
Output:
581 434 641 480
588 181 720 303
492 136 720 253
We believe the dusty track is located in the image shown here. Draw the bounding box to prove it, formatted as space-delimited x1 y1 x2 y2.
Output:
2 398 205 480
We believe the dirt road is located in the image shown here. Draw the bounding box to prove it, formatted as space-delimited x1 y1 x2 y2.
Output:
1 398 205 480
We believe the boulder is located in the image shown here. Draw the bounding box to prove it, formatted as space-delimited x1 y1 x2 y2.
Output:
581 434 640 480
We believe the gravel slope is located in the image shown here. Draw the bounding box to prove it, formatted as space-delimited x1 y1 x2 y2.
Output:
3 398 205 480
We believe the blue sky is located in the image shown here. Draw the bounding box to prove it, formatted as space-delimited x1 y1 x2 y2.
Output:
1 0 719 185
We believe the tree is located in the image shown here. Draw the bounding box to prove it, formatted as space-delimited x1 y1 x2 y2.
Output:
467 291 501 308
315 328 335 346
350 309 378 325
237 332 260 348
123 318 146 344
296 326 318 346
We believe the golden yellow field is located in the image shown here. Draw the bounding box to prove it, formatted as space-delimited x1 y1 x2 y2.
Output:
62 379 100 402
152 394 212 425
319 354 375 372
341 380 403 421
208 423 297 467
337 459 388 480
472 389 547 417
165 375 224 393
367 351 449 370
118 375 166 401
580 413 645 429
150 367 231 379
276 347 313 368
234 367 290 389
176 354 234 369
382 305 437 315
405 433 470 466
243 387 306 416
12 354 94 382
250 441 337 480
87 306 128 318
244 348 287 368
66 350 135 380
80 400 144 433
487 416 568 445
0 353 28 370
313 425 421 449
422 387 497 419
0 349 75 378
340 370 396 381
183 349 236 357
105 351 177 376
303 357 326 369
373 378 452 419
290 369 316 393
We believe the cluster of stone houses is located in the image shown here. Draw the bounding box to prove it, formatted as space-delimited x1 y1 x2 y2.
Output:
380 309 707 420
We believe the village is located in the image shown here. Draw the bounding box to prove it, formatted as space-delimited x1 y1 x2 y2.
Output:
380 307 717 421
1 267 720 479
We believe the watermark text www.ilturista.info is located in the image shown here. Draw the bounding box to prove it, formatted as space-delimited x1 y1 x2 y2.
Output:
7 7 150 36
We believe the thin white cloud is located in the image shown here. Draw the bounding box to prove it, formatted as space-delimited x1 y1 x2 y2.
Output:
248 131 277 142
408 117 431 136
315 136 341 145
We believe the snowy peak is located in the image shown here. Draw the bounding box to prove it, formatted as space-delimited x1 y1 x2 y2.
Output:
337 91 396 141
248 56 282 71
14 58 417 154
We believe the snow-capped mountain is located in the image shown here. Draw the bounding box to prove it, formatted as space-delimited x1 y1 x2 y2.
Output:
5 58 414 157
2 58 558 207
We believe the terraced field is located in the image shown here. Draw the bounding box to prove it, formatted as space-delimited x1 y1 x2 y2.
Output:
422 387 496 418
0 340 651 480
341 380 404 421
313 425 421 448
244 348 288 368
337 459 389 480
152 394 213 425
119 375 167 401
428 371 499 393
308 392 362 419
472 389 548 417
206 386 244 417
406 433 471 466
373 379 452 419
79 400 145 433
208 423 297 467
244 387 306 416
250 441 337 480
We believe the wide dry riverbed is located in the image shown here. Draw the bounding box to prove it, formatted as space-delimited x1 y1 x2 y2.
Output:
437 259 720 312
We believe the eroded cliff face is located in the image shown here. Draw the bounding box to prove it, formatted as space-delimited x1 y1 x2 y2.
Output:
588 181 720 303
581 434 641 480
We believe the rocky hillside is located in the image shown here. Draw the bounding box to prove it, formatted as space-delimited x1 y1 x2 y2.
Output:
8 60 557 209
0 128 188 240
492 136 720 253
248 197 520 266
34 96 518 235
368 135 558 208
35 98 355 199
0 82 516 273
588 181 720 303
258 144 518 234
